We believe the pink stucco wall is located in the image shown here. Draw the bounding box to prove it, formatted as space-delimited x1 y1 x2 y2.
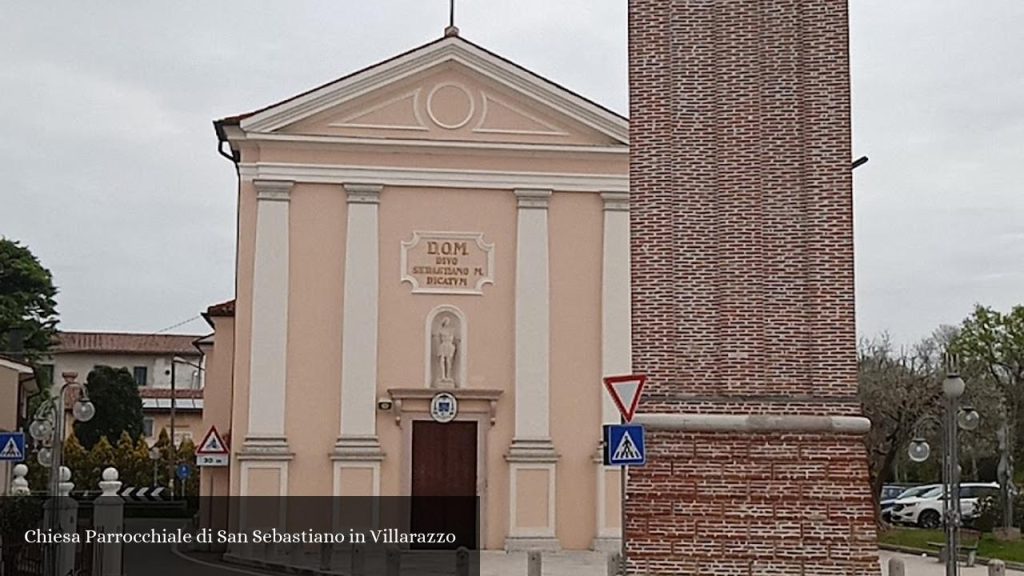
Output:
216 43 628 549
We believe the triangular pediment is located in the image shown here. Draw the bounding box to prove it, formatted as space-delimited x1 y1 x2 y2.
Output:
236 36 628 147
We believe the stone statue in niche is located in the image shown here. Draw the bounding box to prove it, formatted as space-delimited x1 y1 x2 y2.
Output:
431 312 462 388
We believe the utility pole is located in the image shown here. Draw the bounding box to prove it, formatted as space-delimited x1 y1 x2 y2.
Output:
170 357 176 499
997 414 1016 535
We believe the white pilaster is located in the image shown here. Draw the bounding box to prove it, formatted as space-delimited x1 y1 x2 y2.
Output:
335 184 385 463
595 191 630 550
506 188 559 552
601 192 632 422
244 180 293 455
512 189 553 443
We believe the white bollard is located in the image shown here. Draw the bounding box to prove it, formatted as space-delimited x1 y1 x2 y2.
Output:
43 466 78 576
93 467 125 576
351 543 366 576
385 545 401 576
527 551 542 576
887 557 905 576
456 547 470 576
319 542 333 571
10 463 30 495
607 552 622 576
989 559 1006 576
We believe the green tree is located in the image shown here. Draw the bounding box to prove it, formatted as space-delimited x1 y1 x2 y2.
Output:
176 437 199 498
0 238 59 364
950 305 1024 459
24 385 54 437
63 432 89 488
153 428 173 488
22 431 88 494
859 332 944 526
83 436 116 491
73 366 144 450
954 367 1004 482
114 431 147 486
134 435 158 487
24 454 47 492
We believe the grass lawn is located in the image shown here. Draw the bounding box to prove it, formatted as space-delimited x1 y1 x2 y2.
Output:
880 527 1024 564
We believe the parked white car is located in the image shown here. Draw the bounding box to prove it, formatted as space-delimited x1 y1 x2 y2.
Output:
882 484 940 523
890 482 999 528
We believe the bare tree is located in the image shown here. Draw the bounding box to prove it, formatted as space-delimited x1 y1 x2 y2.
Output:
859 333 944 527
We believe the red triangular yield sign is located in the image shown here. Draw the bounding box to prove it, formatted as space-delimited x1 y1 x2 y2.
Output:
196 426 229 455
603 374 647 422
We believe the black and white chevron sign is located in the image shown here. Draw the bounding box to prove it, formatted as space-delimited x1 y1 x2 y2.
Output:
117 486 170 501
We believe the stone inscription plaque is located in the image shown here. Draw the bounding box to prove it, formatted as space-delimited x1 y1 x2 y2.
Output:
401 232 494 295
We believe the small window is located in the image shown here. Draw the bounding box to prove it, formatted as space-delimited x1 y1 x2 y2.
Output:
133 366 148 387
142 417 155 438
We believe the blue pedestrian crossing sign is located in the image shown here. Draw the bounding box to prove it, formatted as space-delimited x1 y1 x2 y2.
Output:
603 424 646 466
0 432 26 462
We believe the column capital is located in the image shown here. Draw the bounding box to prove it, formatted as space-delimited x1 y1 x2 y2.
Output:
515 188 552 209
600 191 630 212
254 180 294 201
344 183 383 204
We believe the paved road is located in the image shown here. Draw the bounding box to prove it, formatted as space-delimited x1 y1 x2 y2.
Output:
120 521 1024 576
122 518 276 576
878 550 1024 575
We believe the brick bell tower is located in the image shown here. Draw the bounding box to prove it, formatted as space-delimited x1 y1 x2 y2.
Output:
627 1 879 574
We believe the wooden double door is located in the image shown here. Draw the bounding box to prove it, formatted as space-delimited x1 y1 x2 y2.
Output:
410 420 478 548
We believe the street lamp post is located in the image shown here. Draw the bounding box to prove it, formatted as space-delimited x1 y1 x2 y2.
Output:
28 371 96 576
29 372 96 496
169 356 176 499
149 445 160 488
167 355 204 499
907 365 979 576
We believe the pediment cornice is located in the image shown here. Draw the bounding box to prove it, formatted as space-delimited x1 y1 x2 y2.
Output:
236 37 628 146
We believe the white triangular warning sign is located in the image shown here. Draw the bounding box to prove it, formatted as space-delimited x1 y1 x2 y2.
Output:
603 374 647 422
197 426 228 455
613 430 641 461
1 438 24 459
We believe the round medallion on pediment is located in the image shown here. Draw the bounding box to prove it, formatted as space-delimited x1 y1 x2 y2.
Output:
427 83 474 129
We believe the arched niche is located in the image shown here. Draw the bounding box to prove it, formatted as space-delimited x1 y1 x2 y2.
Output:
424 305 467 388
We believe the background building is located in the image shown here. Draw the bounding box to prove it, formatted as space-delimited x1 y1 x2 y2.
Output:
42 331 206 445
0 356 36 495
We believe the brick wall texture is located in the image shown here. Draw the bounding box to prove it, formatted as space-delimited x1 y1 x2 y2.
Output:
627 0 879 574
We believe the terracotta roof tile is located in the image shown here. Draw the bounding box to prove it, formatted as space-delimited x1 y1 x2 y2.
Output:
56 331 202 356
205 300 235 317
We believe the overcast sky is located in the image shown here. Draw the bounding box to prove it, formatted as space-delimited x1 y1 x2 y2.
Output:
1 1 1021 347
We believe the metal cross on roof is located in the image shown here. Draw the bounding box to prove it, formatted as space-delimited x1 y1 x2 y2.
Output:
445 0 460 37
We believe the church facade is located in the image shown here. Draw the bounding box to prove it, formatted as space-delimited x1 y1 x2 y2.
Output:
201 31 629 551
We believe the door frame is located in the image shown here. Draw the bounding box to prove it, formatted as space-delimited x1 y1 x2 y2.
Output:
401 411 489 546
